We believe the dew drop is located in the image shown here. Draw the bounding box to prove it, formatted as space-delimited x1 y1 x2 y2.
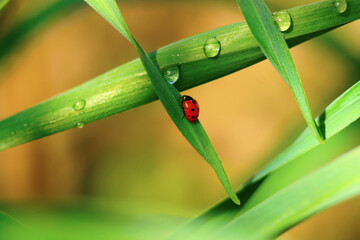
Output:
333 0 347 14
11 131 16 136
203 37 221 58
273 10 292 32
23 123 28 128
76 122 85 129
73 99 86 111
161 65 180 84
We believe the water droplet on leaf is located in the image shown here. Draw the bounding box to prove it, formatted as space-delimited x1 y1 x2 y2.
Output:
203 37 221 58
333 0 347 13
73 99 86 111
273 10 292 32
161 65 180 84
76 122 85 129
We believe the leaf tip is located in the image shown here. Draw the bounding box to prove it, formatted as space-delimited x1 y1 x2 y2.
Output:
314 127 325 144
229 193 241 205
233 197 241 205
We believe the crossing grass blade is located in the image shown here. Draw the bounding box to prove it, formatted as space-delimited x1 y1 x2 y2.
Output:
173 81 360 238
236 0 323 143
83 0 240 204
1 0 359 153
1 0 359 203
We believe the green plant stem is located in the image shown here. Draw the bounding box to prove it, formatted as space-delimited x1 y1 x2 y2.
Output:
0 0 359 151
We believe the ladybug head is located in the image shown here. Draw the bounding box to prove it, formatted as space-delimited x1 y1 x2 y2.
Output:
182 95 193 101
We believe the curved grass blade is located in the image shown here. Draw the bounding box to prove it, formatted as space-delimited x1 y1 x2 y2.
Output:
251 80 360 184
1 2 360 152
172 81 360 238
0 0 82 64
215 146 360 240
236 0 323 143
83 0 240 204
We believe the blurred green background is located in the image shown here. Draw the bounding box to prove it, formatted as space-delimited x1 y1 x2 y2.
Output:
0 0 359 239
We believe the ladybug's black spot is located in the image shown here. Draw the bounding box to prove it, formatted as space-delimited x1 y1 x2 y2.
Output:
192 100 196 104
191 116 195 118
191 108 195 111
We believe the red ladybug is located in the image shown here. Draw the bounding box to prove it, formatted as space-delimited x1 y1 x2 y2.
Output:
182 95 199 123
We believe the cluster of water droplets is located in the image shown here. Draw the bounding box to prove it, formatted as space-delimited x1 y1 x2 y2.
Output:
160 37 223 85
11 1 349 135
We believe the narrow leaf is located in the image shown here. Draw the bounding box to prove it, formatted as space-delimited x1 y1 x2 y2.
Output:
173 81 360 238
1 0 359 151
83 0 240 204
216 146 360 240
0 0 82 63
236 0 323 143
0 0 9 12
251 80 360 184
173 145 360 239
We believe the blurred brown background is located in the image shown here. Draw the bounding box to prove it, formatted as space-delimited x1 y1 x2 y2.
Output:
0 0 359 239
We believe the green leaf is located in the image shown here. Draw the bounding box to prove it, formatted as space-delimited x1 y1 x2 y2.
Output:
2 0 359 151
0 0 82 64
216 146 360 240
172 144 360 240
82 0 240 204
236 0 323 143
0 210 24 230
251 80 360 184
172 81 360 239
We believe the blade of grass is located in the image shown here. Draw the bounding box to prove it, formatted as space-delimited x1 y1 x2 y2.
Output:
173 81 360 238
236 0 323 143
0 0 82 65
172 144 360 240
215 146 360 240
251 80 360 184
0 201 185 240
83 0 240 204
0 1 359 151
0 0 9 12
0 210 24 230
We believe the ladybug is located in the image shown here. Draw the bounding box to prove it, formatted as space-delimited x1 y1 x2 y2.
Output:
182 95 199 123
